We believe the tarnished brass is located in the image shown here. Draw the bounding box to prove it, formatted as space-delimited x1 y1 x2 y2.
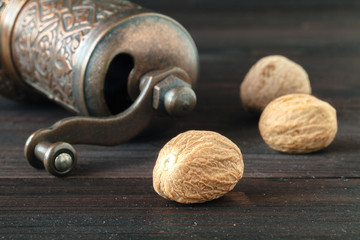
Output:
152 74 197 117
0 0 199 176
0 0 44 101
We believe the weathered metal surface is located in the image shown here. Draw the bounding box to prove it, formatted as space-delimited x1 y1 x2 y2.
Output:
0 0 44 101
2 0 198 115
11 0 144 112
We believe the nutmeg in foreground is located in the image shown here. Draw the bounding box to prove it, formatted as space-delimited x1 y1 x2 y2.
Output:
153 130 244 204
259 94 338 154
240 55 312 114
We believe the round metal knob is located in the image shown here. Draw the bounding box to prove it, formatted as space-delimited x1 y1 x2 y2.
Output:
152 73 197 117
54 153 74 173
34 142 77 177
164 86 197 117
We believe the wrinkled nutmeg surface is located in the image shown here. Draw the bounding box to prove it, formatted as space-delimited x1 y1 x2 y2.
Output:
153 130 244 204
259 94 337 154
240 55 311 113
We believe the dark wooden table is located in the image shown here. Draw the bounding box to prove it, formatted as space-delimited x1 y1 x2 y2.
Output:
1 1 360 239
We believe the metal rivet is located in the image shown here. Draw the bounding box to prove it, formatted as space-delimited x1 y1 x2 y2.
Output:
54 153 73 172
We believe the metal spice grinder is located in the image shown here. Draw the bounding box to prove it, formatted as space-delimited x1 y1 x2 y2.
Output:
0 0 199 176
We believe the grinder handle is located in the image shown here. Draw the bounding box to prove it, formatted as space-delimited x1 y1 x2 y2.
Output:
24 67 196 177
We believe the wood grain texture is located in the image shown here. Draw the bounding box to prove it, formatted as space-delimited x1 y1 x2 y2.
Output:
0 0 359 239
1 178 359 239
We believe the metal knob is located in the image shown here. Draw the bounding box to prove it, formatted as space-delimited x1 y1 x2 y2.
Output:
33 141 77 177
164 86 197 117
151 73 197 117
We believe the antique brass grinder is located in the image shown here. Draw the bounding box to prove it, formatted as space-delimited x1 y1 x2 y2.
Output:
0 0 199 176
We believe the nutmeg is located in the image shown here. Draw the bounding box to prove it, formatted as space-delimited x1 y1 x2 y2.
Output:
259 94 337 154
240 55 311 113
153 130 244 204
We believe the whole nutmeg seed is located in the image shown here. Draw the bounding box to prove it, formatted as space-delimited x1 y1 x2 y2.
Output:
153 130 244 204
259 94 337 154
240 55 312 114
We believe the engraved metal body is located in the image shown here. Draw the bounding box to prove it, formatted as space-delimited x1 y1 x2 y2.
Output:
0 0 199 176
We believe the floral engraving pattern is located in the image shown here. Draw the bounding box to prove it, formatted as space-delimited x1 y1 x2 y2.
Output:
12 0 141 111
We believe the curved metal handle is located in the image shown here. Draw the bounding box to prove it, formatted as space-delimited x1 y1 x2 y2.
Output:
24 67 196 177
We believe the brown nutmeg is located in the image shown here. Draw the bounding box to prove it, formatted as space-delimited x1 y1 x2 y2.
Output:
153 130 244 204
259 94 338 154
240 55 311 114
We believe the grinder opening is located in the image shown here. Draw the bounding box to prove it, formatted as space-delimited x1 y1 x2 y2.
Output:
104 53 135 115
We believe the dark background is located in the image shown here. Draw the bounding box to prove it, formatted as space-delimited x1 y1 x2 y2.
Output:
1 0 360 239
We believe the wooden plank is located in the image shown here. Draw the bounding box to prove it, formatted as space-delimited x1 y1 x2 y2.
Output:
0 98 359 179
136 0 360 11
168 10 360 34
0 178 359 239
